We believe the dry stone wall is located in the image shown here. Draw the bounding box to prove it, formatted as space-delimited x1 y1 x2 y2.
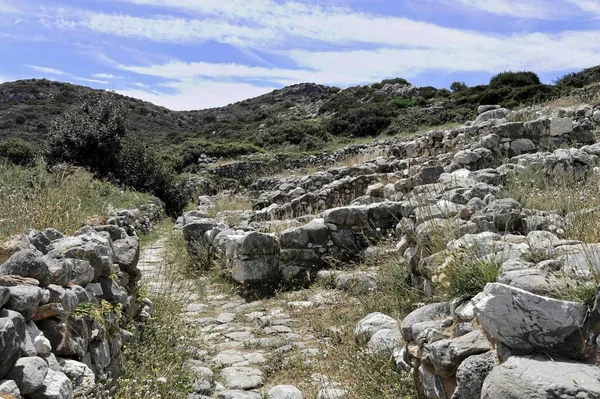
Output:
0 201 162 399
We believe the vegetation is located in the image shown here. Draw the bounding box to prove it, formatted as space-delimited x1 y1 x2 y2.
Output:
0 161 150 239
0 137 36 165
436 249 501 299
502 167 600 242
112 224 201 398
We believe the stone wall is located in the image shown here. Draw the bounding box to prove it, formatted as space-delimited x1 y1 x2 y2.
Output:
0 203 162 398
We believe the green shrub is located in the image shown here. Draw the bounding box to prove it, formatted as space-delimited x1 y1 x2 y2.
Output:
46 92 127 177
489 71 541 88
391 98 416 109
439 249 501 299
119 136 191 216
14 115 26 125
556 65 600 88
450 81 468 92
0 138 36 165
328 104 395 137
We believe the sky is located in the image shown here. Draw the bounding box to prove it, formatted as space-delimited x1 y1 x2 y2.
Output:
1 0 600 111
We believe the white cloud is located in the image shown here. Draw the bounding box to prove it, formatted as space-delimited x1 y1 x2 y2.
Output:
25 64 67 75
91 73 122 79
566 0 600 16
117 80 276 110
73 76 109 84
449 0 559 19
0 0 20 14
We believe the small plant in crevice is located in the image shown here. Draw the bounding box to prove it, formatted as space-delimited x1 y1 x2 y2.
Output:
435 249 501 300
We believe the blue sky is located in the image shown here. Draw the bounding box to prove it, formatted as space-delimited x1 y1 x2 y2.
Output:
1 0 600 110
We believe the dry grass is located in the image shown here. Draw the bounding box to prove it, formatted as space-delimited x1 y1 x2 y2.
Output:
502 167 600 242
260 244 420 398
207 192 253 214
0 161 150 240
111 223 202 399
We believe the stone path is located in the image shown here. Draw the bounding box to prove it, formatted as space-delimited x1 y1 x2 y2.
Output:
138 236 365 399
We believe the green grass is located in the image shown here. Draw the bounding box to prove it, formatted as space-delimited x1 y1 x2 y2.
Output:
111 228 202 399
502 167 600 242
435 249 501 300
0 161 150 239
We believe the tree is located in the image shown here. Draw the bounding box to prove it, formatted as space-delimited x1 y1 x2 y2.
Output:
46 92 127 177
450 81 468 92
489 71 541 89
0 138 36 165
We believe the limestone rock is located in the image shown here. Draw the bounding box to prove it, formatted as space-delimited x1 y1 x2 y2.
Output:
401 302 451 342
481 355 600 398
6 356 48 394
473 283 588 353
28 369 73 399
451 351 497 399
354 312 398 343
0 250 50 287
220 367 263 390
428 330 491 377
268 385 303 399
58 359 95 396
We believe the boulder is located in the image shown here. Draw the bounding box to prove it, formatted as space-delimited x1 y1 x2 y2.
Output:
0 310 25 379
0 250 51 287
268 385 303 399
401 302 451 342
549 117 573 136
6 285 43 320
28 369 73 399
0 235 30 264
354 312 398 343
58 359 95 396
473 283 588 353
451 351 497 399
481 355 600 398
220 367 264 390
112 236 140 274
0 379 20 397
46 233 115 281
474 108 510 125
427 330 491 377
5 356 48 394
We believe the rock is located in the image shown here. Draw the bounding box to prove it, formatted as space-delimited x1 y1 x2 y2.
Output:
481 355 600 398
268 385 303 399
58 359 95 396
26 322 52 356
474 108 510 124
28 369 73 399
428 330 490 377
220 367 264 390
454 150 481 165
481 198 522 231
401 302 451 342
0 235 30 264
473 283 588 353
112 236 140 274
0 379 20 397
478 105 500 114
550 117 573 136
593 110 600 123
354 312 398 343
217 390 262 399
451 351 497 399
232 232 280 284
0 287 9 308
419 166 445 184
367 328 402 354
6 356 48 394
419 364 446 399
6 285 43 320
99 278 127 305
510 138 535 155
0 310 25 379
0 250 51 287
46 233 115 281
316 388 348 399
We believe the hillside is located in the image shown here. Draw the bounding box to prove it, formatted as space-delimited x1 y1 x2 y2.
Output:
2 66 600 171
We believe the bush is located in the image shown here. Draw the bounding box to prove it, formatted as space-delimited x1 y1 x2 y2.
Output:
489 71 541 88
46 92 127 177
450 81 468 92
391 98 416 109
328 104 395 137
438 249 501 299
0 138 36 165
14 115 26 125
119 136 192 216
556 65 600 88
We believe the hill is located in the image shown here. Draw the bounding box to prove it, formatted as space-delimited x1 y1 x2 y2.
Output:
1 67 598 171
